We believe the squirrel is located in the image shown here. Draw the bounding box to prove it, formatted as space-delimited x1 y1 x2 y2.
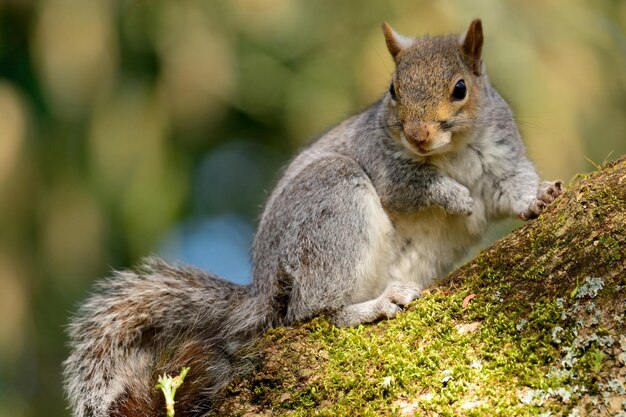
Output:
63 19 563 417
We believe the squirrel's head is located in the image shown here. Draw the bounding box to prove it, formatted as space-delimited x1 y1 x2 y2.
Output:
382 19 484 157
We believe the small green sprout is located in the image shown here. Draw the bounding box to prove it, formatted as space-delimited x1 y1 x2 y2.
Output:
155 367 190 417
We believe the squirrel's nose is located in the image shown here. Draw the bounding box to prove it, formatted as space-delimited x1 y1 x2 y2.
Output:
403 123 432 145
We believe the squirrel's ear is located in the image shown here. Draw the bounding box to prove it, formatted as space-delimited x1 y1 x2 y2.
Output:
382 22 413 61
460 19 483 75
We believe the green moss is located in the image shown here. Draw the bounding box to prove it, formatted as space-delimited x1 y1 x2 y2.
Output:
224 268 623 416
521 262 547 281
597 234 623 264
236 286 589 416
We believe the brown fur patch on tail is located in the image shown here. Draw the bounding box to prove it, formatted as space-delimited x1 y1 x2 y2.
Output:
110 339 236 417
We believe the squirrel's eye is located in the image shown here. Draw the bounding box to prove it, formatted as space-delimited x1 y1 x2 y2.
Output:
452 79 466 101
389 82 397 101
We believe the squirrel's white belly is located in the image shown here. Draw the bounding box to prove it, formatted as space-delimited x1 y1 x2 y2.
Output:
388 199 487 289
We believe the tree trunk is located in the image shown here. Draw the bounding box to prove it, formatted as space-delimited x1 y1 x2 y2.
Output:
217 156 626 417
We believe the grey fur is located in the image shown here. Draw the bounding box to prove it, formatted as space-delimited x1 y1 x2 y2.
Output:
63 20 562 416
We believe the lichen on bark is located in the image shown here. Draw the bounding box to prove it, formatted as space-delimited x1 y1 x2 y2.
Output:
216 156 626 417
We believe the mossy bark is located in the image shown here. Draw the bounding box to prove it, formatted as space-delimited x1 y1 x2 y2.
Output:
217 157 626 417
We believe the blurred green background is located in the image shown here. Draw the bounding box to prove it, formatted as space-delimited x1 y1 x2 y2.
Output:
0 0 625 415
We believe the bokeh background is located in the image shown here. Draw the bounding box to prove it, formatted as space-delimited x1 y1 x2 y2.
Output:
0 0 625 415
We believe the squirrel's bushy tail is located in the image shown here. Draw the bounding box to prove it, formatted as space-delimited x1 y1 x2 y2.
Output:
63 257 277 417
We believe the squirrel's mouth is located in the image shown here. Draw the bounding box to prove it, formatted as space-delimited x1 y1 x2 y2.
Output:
400 131 452 157
416 142 451 156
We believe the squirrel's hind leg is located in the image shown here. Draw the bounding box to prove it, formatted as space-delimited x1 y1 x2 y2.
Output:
331 281 422 327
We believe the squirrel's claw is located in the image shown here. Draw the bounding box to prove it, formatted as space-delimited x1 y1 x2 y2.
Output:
538 180 564 204
519 180 564 221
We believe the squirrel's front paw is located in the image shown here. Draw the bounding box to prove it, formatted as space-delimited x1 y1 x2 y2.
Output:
537 180 564 203
444 185 474 216
519 180 564 221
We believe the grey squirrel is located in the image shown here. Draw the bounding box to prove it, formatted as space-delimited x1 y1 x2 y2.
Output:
63 19 563 417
